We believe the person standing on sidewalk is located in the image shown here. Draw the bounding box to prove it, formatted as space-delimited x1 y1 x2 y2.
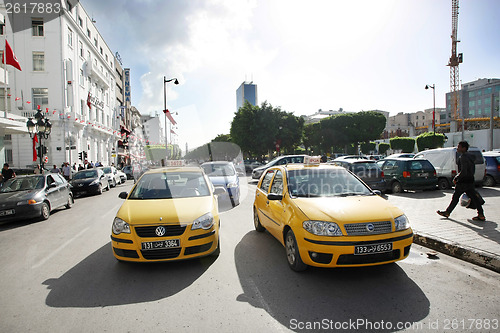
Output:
437 141 486 221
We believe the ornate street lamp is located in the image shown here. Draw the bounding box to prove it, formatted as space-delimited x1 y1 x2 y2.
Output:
26 106 52 172
425 84 436 134
163 76 179 164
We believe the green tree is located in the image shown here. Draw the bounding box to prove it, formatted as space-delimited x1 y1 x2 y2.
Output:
416 132 446 151
360 142 376 154
390 137 415 153
378 142 390 155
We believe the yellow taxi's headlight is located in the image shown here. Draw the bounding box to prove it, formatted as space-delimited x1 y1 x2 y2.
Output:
303 220 343 236
192 212 214 230
112 217 131 234
394 214 410 231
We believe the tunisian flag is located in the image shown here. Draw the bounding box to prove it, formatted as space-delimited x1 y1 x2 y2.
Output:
163 109 177 125
32 134 38 162
2 40 22 71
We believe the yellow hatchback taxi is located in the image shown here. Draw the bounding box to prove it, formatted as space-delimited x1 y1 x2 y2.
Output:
111 167 224 262
253 156 413 271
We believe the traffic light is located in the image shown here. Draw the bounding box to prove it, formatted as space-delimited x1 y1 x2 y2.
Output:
79 152 83 160
83 151 88 159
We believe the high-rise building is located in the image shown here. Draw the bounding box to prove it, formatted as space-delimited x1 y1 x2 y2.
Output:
445 78 500 122
236 81 257 111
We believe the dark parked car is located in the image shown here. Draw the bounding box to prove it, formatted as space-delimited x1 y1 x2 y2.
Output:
121 165 134 180
252 155 307 179
70 169 109 196
244 160 262 174
483 152 500 187
378 158 437 193
0 173 74 222
331 159 387 192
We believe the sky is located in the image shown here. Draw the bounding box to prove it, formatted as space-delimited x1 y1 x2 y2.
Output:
82 0 500 152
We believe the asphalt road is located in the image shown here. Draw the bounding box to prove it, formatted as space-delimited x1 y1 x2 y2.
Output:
0 178 499 332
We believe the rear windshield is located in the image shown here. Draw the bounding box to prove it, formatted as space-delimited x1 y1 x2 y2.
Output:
468 151 484 164
408 160 435 171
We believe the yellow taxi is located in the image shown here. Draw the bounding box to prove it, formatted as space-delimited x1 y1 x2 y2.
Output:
111 167 224 262
253 156 413 271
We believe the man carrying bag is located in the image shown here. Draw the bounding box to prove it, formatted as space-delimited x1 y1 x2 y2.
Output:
437 141 486 221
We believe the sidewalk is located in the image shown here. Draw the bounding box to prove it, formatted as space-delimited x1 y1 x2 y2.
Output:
386 186 500 273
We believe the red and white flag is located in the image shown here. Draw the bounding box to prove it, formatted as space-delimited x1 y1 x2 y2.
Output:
32 134 38 162
87 92 92 109
163 109 177 125
2 40 22 71
170 129 177 135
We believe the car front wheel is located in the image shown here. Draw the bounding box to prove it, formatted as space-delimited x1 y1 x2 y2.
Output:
285 229 307 272
40 202 50 220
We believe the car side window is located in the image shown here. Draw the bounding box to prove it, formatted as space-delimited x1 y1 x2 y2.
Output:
278 158 288 165
52 174 65 184
383 160 396 171
47 175 56 185
260 170 275 193
270 171 283 194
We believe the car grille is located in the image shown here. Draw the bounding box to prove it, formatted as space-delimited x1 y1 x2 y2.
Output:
344 221 392 235
141 248 182 260
134 225 187 238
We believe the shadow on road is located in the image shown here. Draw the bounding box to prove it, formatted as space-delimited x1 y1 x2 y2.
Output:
234 231 430 332
43 242 216 308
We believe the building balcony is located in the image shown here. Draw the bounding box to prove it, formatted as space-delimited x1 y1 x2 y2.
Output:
84 61 110 89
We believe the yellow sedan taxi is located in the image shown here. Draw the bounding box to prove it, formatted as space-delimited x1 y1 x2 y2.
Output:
253 156 413 271
111 167 224 262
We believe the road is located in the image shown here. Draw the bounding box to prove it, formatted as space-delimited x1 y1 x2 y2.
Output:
0 178 499 332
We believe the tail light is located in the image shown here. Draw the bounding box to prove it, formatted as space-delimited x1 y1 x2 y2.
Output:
403 171 411 178
381 171 384 178
451 170 457 177
497 165 500 172
434 171 437 177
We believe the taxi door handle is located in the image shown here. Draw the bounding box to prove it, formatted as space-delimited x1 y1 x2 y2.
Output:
266 200 269 205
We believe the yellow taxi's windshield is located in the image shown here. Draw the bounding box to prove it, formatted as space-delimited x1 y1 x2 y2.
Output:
287 168 372 198
129 172 210 199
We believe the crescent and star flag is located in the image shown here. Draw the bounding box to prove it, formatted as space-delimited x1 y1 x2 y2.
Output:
2 40 22 71
163 109 177 125
87 92 92 109
32 134 38 162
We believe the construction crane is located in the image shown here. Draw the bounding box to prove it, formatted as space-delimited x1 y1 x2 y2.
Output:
447 0 463 126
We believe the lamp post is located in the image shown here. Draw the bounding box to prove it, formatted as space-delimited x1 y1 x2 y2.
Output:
26 106 52 172
163 76 179 164
425 84 436 134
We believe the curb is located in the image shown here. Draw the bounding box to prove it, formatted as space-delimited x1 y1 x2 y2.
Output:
413 232 500 274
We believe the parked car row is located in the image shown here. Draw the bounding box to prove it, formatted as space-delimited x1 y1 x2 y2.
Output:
0 166 129 223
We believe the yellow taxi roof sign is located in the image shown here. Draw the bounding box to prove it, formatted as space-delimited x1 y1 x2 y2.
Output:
304 155 321 166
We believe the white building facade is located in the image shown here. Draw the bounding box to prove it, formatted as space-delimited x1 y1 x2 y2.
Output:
1 1 119 168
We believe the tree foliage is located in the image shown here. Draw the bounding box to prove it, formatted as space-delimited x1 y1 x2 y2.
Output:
416 132 446 151
378 142 390 155
390 137 416 153
230 101 303 158
360 142 376 154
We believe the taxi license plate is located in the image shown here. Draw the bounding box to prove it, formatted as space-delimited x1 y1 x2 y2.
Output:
0 209 15 216
141 239 180 250
354 243 392 255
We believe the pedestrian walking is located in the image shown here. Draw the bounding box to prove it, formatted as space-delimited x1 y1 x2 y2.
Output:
50 164 61 174
62 162 71 181
1 163 16 182
34 164 41 174
437 141 486 221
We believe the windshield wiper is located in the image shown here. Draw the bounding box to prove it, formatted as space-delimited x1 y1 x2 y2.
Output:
337 193 360 197
293 193 322 198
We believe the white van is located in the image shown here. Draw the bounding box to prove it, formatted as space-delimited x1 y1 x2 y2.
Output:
414 147 485 189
